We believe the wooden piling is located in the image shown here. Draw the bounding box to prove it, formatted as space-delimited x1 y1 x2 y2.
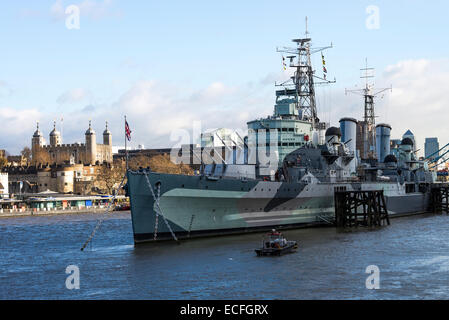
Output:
334 190 390 228
431 184 449 214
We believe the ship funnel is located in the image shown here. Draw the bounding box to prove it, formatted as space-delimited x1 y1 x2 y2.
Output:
339 118 357 154
376 124 391 163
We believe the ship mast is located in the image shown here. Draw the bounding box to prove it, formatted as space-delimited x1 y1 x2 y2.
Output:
345 59 392 160
276 18 335 128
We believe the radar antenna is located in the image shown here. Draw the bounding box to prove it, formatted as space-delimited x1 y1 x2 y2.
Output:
345 59 392 160
275 17 335 129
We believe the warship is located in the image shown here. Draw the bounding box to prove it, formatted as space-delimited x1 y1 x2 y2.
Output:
125 33 436 244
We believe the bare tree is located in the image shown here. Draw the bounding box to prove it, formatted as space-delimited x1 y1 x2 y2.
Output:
128 154 193 175
0 156 7 169
21 147 32 165
93 160 126 195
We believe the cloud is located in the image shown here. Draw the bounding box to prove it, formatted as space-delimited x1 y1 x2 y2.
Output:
324 59 449 157
3 58 447 157
50 0 65 20
378 59 449 155
0 107 41 152
57 88 91 104
107 80 272 147
82 104 96 112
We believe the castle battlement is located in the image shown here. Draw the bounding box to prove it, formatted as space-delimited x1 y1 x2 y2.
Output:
31 121 112 166
42 143 86 149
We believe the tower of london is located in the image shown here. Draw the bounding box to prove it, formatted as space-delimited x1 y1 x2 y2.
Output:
31 121 113 165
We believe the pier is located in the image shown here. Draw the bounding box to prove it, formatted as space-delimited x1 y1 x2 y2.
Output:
334 190 390 228
430 184 449 214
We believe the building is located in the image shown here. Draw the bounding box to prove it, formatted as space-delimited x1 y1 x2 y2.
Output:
7 155 27 167
5 162 112 195
31 121 112 166
0 172 8 198
425 137 439 162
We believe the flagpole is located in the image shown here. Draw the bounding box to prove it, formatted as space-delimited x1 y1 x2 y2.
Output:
125 115 128 170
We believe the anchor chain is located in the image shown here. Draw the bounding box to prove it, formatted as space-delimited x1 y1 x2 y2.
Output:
81 172 127 251
143 171 178 242
188 214 195 238
153 183 160 241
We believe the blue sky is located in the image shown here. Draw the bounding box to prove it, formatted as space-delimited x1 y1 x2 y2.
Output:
1 0 448 154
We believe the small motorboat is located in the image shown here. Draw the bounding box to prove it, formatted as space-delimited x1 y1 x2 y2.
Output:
255 229 298 256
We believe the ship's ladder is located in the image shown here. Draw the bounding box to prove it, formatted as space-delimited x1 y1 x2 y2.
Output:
143 171 178 242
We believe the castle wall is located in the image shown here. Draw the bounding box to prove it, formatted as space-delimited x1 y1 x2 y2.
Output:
41 144 87 164
57 171 75 194
32 142 113 166
96 144 113 163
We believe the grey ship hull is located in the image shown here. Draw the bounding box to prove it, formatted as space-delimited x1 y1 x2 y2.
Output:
127 170 430 244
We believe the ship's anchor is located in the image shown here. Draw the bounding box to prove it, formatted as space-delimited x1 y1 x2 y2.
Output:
143 171 179 243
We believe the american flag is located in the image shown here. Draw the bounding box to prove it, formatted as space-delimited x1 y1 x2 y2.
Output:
125 119 132 141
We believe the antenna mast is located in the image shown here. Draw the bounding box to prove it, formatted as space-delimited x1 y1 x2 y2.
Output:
345 59 392 160
275 17 335 129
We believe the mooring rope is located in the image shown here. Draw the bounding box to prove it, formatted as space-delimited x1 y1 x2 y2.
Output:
80 172 127 251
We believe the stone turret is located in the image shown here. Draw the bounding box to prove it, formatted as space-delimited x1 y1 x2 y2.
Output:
31 122 45 163
103 121 112 146
85 120 97 164
49 121 62 146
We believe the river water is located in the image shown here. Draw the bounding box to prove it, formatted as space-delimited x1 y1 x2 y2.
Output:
1 212 449 300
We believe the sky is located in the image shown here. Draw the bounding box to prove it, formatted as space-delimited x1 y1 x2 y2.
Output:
0 0 448 156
